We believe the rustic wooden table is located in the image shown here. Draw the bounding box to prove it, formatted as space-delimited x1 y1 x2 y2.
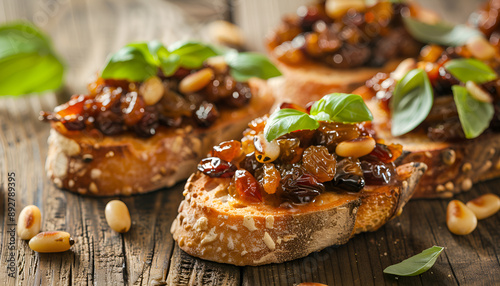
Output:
0 0 499 285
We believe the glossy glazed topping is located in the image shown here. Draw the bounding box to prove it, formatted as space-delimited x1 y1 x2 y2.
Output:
198 104 402 207
267 1 422 69
366 44 500 141
41 64 252 137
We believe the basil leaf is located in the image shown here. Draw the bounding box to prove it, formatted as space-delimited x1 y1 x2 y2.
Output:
0 22 64 96
444 58 497 84
169 41 218 69
390 69 433 136
225 51 282 82
264 109 319 142
160 54 181 77
310 93 373 123
403 17 482 47
384 246 444 276
101 46 157 82
452 85 494 139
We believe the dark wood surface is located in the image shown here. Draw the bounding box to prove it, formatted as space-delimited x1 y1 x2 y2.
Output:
1 0 499 285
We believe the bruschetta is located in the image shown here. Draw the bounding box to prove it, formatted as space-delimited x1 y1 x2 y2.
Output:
171 94 426 265
354 37 500 198
265 0 435 106
42 41 280 195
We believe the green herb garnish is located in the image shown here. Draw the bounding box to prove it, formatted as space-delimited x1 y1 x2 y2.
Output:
403 17 482 47
101 40 280 82
444 58 497 84
452 85 494 139
0 22 65 96
390 69 433 137
168 41 218 69
264 93 372 142
101 46 157 82
384 246 444 276
225 51 282 82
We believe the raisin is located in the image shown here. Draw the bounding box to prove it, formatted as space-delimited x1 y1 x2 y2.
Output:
54 94 87 120
211 140 242 162
281 166 324 203
360 154 396 185
239 152 263 176
277 138 303 163
95 110 123 135
368 143 402 163
297 4 329 32
333 158 365 192
121 91 145 126
93 87 122 112
315 122 361 152
234 169 262 202
133 106 159 137
260 163 281 194
302 145 336 182
197 157 236 178
225 83 252 108
194 101 219 127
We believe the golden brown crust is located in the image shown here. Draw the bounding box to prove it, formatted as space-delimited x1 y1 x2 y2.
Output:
171 162 426 266
45 78 275 196
357 86 500 198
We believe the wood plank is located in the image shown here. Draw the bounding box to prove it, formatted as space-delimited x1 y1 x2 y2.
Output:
167 244 240 286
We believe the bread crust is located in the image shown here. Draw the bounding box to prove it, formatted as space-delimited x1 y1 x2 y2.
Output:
45 78 274 196
358 86 500 198
171 162 426 266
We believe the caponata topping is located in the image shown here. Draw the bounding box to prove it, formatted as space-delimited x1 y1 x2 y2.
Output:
41 65 253 137
197 103 402 206
267 1 422 69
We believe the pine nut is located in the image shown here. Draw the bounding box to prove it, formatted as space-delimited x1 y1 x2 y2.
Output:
29 231 74 253
254 133 280 163
466 193 500 220
179 68 214 94
140 76 165 106
391 58 417 81
105 200 131 233
208 20 245 48
466 36 496 61
17 205 42 240
465 81 493 103
446 200 477 235
335 136 376 158
325 0 366 19
205 56 228 73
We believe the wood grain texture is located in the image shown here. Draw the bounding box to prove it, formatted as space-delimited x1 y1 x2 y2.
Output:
0 0 499 285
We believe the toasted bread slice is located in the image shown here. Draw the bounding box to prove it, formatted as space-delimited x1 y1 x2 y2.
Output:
356 86 500 198
45 78 274 196
171 162 426 266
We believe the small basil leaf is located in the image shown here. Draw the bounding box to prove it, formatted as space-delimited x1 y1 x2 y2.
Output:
264 108 319 142
452 85 494 139
444 58 497 84
384 246 444 276
0 22 65 96
101 46 157 82
225 51 282 82
126 42 159 66
309 93 373 123
390 69 433 136
403 17 482 47
169 41 218 69
160 54 181 76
